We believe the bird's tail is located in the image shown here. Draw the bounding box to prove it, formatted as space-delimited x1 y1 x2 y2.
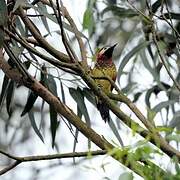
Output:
97 100 110 123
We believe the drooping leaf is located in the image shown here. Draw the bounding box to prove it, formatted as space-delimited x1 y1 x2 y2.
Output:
108 119 124 146
169 111 180 130
45 74 58 148
69 87 91 126
28 110 44 143
46 74 57 96
151 0 162 13
6 80 15 116
132 92 142 103
21 91 38 116
49 104 58 148
0 75 10 111
83 8 94 35
60 81 65 103
118 41 149 83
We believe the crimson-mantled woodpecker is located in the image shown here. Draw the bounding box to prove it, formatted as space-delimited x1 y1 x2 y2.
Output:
91 44 117 122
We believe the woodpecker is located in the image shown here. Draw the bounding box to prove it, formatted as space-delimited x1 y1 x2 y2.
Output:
91 44 117 122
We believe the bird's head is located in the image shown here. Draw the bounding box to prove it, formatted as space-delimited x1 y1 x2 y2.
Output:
96 44 117 65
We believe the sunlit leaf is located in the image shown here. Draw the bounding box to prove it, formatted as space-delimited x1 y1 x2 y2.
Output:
166 134 180 142
83 8 94 35
118 172 133 180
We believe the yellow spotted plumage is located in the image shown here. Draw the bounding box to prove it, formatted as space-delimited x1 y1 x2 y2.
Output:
91 44 117 122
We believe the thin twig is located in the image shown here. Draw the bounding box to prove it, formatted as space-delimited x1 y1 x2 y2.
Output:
0 149 106 175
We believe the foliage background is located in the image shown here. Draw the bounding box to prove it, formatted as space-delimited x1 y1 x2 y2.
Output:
0 0 180 179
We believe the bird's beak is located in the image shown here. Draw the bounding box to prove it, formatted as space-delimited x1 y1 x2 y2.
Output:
104 43 117 58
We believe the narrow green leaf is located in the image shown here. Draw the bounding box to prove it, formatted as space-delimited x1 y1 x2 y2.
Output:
69 87 91 126
152 0 162 13
0 75 10 111
60 81 65 103
132 92 142 103
6 80 15 117
46 74 57 96
21 91 38 116
28 111 44 143
45 74 58 148
117 41 149 83
49 105 58 148
83 8 93 29
108 119 124 146
83 8 94 35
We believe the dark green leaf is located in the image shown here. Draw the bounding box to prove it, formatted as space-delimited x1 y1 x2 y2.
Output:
6 80 15 117
132 92 142 103
49 104 58 148
46 74 57 96
102 6 138 18
21 91 38 116
28 110 44 143
45 74 58 148
69 87 91 126
60 81 65 103
0 75 10 111
152 0 162 13
161 13 180 20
